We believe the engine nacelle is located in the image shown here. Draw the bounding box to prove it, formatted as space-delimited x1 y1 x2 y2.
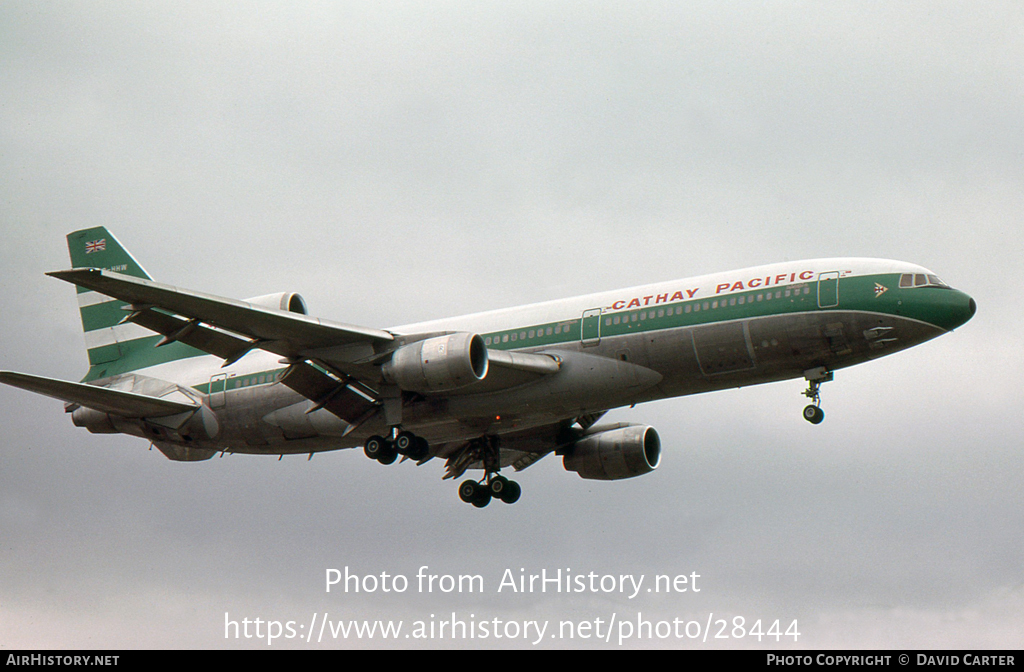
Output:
563 423 661 480
382 333 488 393
245 292 308 314
71 406 119 434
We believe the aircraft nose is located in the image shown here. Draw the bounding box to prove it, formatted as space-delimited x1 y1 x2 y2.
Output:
946 291 976 330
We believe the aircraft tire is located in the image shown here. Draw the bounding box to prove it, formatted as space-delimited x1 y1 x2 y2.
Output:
459 480 479 503
410 436 429 460
803 405 825 424
377 443 398 464
395 431 416 454
471 490 491 508
499 481 521 504
488 475 509 497
364 435 386 460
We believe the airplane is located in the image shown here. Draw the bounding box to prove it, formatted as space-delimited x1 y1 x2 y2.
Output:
1 228 976 507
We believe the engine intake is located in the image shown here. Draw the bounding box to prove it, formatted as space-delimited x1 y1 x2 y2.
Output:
245 292 308 314
563 423 661 480
383 333 488 393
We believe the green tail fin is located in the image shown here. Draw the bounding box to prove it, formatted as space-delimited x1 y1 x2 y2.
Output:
67 227 151 281
68 228 202 381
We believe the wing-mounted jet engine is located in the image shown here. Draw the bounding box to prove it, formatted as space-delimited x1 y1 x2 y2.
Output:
381 332 488 393
562 422 661 480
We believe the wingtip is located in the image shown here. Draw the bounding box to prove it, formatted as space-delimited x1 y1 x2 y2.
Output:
47 267 99 281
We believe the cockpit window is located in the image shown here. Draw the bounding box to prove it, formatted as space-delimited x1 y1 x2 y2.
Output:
899 273 950 289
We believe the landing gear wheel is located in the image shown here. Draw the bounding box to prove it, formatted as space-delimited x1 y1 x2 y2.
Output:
410 436 429 460
364 435 386 460
499 480 521 504
488 475 509 498
395 431 416 454
459 480 479 503
803 405 825 424
471 491 491 508
377 443 398 464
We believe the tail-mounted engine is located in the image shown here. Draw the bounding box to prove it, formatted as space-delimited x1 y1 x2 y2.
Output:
245 292 308 314
382 333 489 393
562 423 661 480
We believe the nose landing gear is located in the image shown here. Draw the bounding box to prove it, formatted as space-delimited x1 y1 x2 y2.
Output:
802 367 832 424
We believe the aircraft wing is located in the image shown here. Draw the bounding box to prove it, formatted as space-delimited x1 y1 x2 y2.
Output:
46 268 563 428
0 371 198 418
48 268 395 366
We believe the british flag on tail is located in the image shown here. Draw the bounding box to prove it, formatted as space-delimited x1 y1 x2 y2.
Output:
85 238 106 254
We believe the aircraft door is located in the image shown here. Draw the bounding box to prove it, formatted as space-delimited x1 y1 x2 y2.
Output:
581 308 602 347
817 272 840 308
209 373 228 409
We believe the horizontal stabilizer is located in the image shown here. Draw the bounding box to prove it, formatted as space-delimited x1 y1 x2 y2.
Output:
0 371 198 418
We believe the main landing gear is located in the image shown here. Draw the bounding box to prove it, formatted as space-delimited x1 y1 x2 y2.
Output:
446 435 522 508
459 475 522 508
363 429 430 464
801 367 832 425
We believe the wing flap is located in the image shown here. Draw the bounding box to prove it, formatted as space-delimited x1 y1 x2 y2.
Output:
126 308 255 362
0 371 198 418
279 362 379 425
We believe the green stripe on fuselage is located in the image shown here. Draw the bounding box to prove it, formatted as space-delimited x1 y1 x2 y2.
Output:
482 273 962 350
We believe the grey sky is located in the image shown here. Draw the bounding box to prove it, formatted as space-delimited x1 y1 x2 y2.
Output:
1 2 1022 648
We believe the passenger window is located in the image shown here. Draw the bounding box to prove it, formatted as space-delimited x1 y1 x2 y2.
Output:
502 334 509 343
